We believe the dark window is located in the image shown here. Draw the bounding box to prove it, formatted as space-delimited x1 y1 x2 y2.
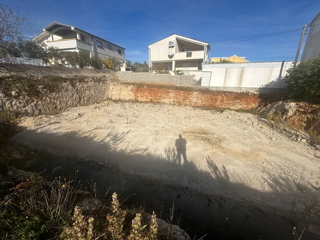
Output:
80 34 85 41
118 49 122 54
96 40 102 48
107 44 111 49
186 52 192 57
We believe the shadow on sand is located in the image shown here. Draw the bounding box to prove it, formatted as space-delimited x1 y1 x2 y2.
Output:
10 128 319 240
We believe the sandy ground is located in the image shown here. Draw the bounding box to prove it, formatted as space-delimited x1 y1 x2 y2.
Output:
12 101 320 223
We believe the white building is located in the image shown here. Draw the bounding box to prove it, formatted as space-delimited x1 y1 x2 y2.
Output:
34 22 125 62
301 12 320 61
148 34 210 74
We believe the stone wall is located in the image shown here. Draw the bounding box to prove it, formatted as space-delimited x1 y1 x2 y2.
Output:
0 78 113 117
116 72 196 86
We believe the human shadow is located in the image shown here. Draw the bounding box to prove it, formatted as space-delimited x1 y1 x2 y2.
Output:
175 135 187 165
8 127 320 240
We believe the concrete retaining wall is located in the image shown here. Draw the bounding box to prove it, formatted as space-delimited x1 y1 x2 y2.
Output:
202 61 294 93
116 72 196 86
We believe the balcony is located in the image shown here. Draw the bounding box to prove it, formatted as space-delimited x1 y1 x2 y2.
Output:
46 38 92 52
174 50 204 60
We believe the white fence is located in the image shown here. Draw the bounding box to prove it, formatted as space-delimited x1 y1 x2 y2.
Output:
1 57 44 66
201 61 294 93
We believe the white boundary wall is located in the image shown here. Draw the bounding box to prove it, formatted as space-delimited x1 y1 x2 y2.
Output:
1 58 44 66
201 61 294 93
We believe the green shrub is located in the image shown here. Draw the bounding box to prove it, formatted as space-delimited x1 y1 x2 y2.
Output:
90 56 104 70
62 51 90 69
0 176 77 239
78 51 91 69
284 57 320 104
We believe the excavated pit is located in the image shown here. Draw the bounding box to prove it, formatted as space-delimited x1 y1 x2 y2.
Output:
10 101 320 240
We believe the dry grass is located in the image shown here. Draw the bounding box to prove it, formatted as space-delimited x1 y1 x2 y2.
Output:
1 172 181 240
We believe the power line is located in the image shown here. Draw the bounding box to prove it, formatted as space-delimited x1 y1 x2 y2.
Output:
113 27 303 46
209 28 302 46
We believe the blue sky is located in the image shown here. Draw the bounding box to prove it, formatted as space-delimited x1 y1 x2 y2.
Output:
2 0 320 63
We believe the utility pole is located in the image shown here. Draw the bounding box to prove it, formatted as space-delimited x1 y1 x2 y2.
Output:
294 25 307 67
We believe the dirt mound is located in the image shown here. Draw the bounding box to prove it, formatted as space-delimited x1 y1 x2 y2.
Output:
261 101 320 145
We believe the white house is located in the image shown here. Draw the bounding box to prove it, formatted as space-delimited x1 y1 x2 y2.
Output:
148 34 210 74
33 22 125 62
301 12 320 61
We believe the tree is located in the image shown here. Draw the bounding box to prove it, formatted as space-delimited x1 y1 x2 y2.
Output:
110 57 121 71
103 58 114 70
61 51 90 69
284 57 320 104
46 46 63 65
78 51 90 69
211 58 233 64
102 57 120 71
0 6 28 60
16 40 63 65
90 55 104 70
130 61 149 72
19 40 46 58
62 52 78 67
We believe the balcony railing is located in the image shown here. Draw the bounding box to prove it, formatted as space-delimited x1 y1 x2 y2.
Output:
46 38 92 51
174 50 204 60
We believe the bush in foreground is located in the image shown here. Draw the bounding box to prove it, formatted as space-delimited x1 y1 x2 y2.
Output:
284 57 320 104
0 169 184 240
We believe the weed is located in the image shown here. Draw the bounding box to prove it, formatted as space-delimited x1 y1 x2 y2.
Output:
293 227 305 240
1 170 181 240
106 192 126 239
308 127 320 145
265 113 283 128
0 175 79 239
0 109 16 122
60 206 94 240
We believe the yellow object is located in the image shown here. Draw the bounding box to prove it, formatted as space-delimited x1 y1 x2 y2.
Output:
210 54 249 63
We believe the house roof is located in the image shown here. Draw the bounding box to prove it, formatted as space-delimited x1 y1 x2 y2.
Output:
309 12 320 26
148 34 210 50
210 55 249 63
33 22 125 49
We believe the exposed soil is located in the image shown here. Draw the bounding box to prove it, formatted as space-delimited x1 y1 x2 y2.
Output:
11 100 320 238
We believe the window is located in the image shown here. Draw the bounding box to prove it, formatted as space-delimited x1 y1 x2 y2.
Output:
118 49 122 54
182 48 189 52
80 34 85 41
183 64 190 70
186 52 192 57
107 44 111 49
158 47 164 53
96 40 102 48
